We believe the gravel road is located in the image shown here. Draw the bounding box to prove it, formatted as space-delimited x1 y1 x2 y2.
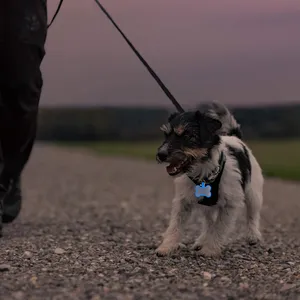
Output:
0 145 299 300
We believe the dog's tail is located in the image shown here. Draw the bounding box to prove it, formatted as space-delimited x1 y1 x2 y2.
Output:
205 101 243 139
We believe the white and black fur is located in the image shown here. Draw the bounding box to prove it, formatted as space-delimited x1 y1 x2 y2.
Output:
156 102 264 257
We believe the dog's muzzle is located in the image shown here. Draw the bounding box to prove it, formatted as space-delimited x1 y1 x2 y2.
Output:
156 143 169 163
156 151 168 163
157 147 192 176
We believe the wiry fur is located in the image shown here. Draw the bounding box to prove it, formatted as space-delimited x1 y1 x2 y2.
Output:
205 101 243 139
156 103 264 257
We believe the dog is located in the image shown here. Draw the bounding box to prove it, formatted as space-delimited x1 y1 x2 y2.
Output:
155 102 264 257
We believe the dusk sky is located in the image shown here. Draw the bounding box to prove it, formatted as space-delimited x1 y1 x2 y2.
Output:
43 0 300 109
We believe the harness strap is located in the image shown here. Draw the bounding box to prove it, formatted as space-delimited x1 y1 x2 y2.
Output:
188 152 226 206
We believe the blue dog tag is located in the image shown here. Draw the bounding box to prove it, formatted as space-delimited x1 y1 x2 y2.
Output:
195 182 212 198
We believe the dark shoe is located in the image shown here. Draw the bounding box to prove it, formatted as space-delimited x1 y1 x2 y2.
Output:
2 177 22 224
0 200 2 237
0 201 2 237
0 182 9 237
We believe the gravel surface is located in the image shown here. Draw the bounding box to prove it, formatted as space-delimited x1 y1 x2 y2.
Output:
0 144 299 300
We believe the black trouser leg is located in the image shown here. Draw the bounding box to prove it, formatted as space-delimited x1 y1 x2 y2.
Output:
0 0 48 227
0 44 44 180
0 0 47 180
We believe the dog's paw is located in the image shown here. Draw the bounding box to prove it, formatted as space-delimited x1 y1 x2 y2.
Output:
247 237 261 246
199 245 222 257
192 235 208 250
178 243 187 249
192 241 203 251
155 244 179 256
247 231 262 246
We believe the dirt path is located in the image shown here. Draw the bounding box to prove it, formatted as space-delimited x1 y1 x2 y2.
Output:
0 145 299 300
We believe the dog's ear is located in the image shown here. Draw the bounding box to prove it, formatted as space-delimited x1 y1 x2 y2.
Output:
195 111 222 134
204 116 222 134
168 112 179 122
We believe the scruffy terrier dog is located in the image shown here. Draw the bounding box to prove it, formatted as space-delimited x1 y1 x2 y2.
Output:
155 102 264 257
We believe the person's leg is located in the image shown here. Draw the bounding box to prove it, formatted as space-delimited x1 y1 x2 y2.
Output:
0 0 48 232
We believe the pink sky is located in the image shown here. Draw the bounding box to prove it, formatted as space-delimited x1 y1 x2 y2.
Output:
42 0 300 108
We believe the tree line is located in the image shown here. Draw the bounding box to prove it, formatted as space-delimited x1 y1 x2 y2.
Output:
37 104 300 141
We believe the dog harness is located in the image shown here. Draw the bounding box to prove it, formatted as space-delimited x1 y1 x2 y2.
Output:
187 152 226 206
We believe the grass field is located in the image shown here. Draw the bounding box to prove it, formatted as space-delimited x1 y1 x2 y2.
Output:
62 140 300 181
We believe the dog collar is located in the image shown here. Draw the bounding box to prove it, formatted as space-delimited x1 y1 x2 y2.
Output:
187 151 226 206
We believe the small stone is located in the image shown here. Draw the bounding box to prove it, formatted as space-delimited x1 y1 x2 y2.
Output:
287 261 295 266
168 268 177 275
202 271 212 280
285 268 291 272
233 254 244 259
220 276 231 282
87 268 94 272
0 264 10 272
250 263 258 269
177 283 188 291
280 283 296 292
239 282 249 289
30 276 38 287
54 247 65 254
12 291 25 300
24 251 32 258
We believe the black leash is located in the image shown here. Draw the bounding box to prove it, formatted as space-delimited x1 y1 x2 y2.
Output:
93 0 185 113
47 0 64 28
47 0 184 113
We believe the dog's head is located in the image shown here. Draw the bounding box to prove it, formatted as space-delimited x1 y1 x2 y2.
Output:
156 111 222 176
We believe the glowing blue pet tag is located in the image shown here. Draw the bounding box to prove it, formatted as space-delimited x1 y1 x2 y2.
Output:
195 182 212 198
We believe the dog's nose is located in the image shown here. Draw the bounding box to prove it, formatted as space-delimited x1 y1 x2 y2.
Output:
157 151 168 162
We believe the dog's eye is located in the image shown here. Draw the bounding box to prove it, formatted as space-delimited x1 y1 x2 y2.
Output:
182 132 197 143
174 126 185 136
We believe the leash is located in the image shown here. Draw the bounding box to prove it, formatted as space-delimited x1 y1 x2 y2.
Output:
47 0 64 28
47 0 185 113
93 0 184 113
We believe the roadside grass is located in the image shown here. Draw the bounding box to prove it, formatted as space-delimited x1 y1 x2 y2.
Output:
60 140 300 181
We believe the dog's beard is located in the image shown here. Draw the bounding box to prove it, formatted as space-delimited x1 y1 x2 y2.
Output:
165 148 207 176
166 156 190 176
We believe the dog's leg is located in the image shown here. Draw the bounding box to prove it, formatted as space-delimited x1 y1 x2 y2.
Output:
192 208 217 250
156 197 193 256
245 187 263 245
199 206 239 257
